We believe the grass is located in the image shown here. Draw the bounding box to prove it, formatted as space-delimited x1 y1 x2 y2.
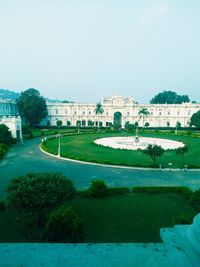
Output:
42 131 200 168
0 192 195 243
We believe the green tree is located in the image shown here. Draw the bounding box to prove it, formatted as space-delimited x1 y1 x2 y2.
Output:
150 91 190 104
56 120 63 127
88 179 108 197
175 121 181 134
44 206 84 243
67 121 71 126
176 145 189 168
17 88 47 126
94 102 104 132
143 144 164 167
0 124 13 145
190 111 200 128
138 107 150 127
6 173 76 228
125 122 136 131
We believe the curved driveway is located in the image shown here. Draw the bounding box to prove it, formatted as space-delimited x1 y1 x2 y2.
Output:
1 138 200 196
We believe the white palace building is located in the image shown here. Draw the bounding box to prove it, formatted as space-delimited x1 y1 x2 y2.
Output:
46 95 200 128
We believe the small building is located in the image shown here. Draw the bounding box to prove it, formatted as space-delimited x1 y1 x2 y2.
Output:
0 99 22 139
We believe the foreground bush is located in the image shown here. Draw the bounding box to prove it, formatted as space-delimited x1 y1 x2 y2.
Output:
0 143 8 159
7 173 76 227
88 180 108 197
0 199 6 211
44 206 84 243
133 186 193 199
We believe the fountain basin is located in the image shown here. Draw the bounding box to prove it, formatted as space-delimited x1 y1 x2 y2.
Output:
94 137 184 151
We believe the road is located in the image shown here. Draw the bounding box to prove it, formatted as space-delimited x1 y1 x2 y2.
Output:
1 138 200 196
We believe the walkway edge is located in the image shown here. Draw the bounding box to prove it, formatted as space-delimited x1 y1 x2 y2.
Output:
39 144 199 172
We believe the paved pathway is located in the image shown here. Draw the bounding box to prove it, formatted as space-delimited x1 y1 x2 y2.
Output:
1 138 200 196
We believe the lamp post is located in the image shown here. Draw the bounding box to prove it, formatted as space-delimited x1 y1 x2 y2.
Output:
77 121 80 134
57 132 61 157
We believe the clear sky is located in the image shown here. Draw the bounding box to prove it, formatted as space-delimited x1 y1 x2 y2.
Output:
0 0 200 103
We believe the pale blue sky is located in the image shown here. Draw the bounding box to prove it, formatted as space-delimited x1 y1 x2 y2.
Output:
0 0 200 103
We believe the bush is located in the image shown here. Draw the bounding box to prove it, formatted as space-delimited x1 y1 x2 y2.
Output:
22 125 33 139
0 124 13 145
107 187 129 195
0 199 6 211
7 173 76 213
44 206 84 243
79 186 129 198
132 186 193 199
173 213 194 225
0 143 8 159
7 173 76 227
88 180 108 197
191 189 200 210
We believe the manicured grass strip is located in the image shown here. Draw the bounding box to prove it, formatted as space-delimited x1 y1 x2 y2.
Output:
68 193 195 243
43 131 200 168
0 193 195 243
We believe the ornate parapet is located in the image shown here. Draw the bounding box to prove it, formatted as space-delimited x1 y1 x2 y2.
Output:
187 213 200 257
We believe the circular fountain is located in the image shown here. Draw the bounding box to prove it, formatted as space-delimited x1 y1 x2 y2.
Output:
94 136 184 150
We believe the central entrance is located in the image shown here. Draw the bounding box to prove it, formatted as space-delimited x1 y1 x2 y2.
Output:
114 111 122 126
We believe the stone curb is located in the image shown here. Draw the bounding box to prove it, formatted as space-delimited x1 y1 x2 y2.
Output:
39 144 200 172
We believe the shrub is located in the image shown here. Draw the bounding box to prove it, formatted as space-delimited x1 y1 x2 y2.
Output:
22 125 33 139
0 143 8 159
88 180 108 197
79 186 129 198
7 173 76 227
0 199 6 211
192 189 200 210
44 206 84 243
0 124 13 145
107 187 129 195
132 186 193 199
173 213 194 225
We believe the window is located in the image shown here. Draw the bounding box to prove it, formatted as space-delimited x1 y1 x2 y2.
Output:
74 111 77 115
55 109 58 114
127 112 130 115
168 112 170 115
65 110 67 114
89 111 91 115
159 112 162 116
83 111 85 115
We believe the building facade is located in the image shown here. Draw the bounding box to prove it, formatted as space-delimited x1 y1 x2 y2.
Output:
46 95 200 128
0 99 22 139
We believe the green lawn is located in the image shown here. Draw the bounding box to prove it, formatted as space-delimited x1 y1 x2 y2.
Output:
43 131 200 168
0 193 195 243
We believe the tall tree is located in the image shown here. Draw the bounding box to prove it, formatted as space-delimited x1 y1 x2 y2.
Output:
17 88 47 126
94 102 104 132
138 107 150 127
150 91 190 104
143 144 164 167
190 111 200 128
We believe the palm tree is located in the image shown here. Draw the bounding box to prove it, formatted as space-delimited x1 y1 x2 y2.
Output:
138 107 150 127
94 102 104 132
